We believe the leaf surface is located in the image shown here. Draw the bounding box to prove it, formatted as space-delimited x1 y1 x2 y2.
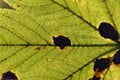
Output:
0 0 119 80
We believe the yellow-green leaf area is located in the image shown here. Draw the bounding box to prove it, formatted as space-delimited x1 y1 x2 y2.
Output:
0 0 119 80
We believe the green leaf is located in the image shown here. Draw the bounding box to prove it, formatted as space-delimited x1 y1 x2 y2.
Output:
0 0 119 80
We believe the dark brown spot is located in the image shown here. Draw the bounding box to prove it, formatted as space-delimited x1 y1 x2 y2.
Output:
98 22 119 42
94 58 111 72
113 50 120 65
34 47 40 51
1 71 18 80
53 35 71 49
89 75 100 80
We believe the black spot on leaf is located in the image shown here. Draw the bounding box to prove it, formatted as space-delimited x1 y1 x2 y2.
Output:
1 71 18 80
89 75 100 80
113 50 120 65
94 58 110 72
53 35 71 49
98 22 119 42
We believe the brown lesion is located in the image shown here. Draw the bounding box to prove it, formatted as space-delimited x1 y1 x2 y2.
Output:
89 75 101 80
98 22 119 42
112 50 120 65
88 51 120 80
52 35 71 49
34 47 40 51
1 71 18 80
88 47 120 80
88 57 112 80
93 58 111 72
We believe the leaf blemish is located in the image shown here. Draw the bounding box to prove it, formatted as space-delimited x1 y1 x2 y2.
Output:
94 58 111 72
98 22 119 42
89 75 101 80
34 47 40 51
1 71 18 80
112 50 120 65
52 35 71 49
